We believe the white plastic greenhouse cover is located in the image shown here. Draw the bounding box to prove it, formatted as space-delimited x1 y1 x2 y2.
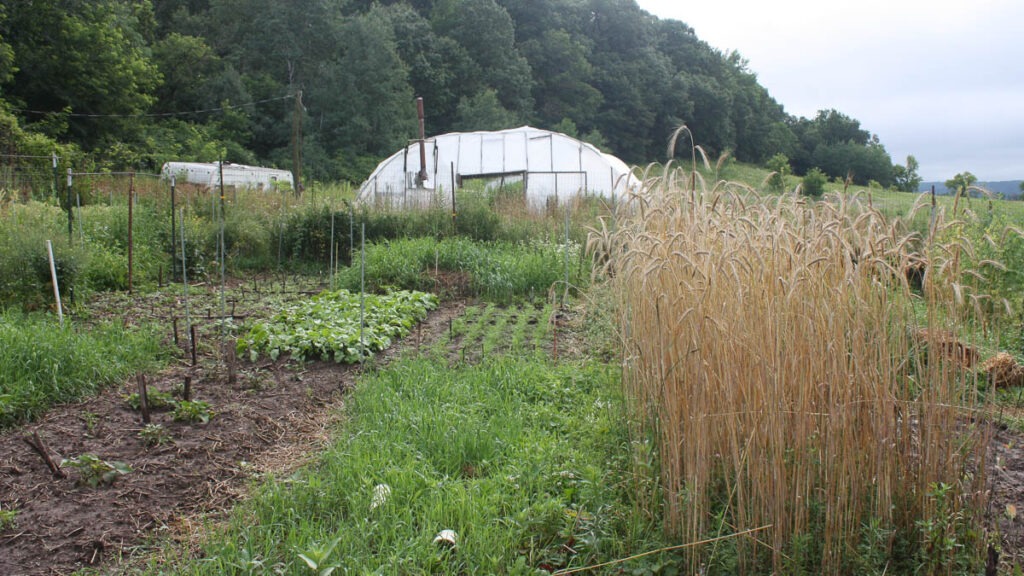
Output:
356 126 638 210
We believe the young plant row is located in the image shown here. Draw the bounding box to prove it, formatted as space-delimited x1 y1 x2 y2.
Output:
436 301 558 362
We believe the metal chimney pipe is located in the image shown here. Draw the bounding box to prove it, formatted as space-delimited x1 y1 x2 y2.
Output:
416 97 428 184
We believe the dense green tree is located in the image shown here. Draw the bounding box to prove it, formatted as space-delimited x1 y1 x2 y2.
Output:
801 167 827 197
945 171 978 197
520 29 602 128
152 33 248 114
807 109 870 146
153 0 211 35
0 0 895 185
892 155 922 192
1 0 160 144
0 6 15 88
377 3 473 131
452 89 519 132
811 141 893 186
431 0 533 116
787 109 892 184
311 11 416 168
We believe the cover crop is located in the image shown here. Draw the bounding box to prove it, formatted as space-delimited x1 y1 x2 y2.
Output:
237 289 438 363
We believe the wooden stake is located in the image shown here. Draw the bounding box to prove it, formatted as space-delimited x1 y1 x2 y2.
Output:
552 317 559 363
23 432 67 479
183 376 192 402
136 373 149 422
226 341 237 385
190 325 198 366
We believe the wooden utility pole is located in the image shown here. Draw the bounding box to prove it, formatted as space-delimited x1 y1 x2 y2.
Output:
291 89 304 196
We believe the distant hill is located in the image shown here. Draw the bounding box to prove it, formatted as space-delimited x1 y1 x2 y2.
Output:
920 180 1023 199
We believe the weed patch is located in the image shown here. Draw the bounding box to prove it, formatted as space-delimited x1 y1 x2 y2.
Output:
0 311 171 429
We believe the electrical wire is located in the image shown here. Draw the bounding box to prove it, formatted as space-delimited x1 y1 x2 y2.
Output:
11 93 295 119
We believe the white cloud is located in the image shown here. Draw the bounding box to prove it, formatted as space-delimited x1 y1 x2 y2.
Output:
634 0 1024 181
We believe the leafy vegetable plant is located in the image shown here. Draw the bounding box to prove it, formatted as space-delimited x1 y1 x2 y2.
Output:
124 388 176 410
0 505 17 530
237 289 438 363
173 400 214 424
61 454 132 487
138 423 173 446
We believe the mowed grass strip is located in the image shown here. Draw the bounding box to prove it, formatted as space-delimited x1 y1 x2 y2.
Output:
155 349 666 574
0 311 171 428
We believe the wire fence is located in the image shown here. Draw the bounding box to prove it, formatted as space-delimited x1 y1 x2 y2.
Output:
0 154 62 201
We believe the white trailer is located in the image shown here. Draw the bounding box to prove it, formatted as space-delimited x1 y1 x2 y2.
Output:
161 161 294 191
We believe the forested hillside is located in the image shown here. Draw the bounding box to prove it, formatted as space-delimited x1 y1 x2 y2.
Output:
0 0 894 185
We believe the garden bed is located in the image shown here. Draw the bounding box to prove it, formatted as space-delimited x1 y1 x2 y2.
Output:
0 283 465 575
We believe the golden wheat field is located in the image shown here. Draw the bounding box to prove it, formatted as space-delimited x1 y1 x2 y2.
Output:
596 168 995 573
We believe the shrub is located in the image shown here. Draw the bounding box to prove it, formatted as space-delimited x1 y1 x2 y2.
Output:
0 202 86 309
801 167 827 197
765 153 791 193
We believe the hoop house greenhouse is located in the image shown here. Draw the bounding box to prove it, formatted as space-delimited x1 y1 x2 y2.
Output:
356 126 638 210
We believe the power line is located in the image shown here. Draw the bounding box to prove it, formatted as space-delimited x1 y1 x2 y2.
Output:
0 154 57 159
12 94 296 119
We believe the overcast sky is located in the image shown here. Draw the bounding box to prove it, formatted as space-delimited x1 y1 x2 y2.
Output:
633 0 1023 182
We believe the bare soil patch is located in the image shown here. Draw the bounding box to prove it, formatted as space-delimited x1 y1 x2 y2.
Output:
987 421 1024 571
0 284 464 576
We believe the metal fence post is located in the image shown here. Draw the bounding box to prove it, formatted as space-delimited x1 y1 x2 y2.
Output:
66 169 73 244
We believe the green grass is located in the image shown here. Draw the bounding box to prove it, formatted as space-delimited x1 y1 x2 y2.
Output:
147 305 670 575
336 237 588 303
0 311 172 428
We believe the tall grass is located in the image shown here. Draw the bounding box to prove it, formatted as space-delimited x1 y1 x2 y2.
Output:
0 311 171 428
1 180 610 309
599 171 990 573
334 236 588 303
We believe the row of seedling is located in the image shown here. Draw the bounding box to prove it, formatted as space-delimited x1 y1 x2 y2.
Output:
438 301 557 363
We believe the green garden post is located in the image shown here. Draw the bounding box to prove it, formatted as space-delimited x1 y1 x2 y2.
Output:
359 223 366 363
170 175 177 281
66 169 73 244
51 152 58 201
